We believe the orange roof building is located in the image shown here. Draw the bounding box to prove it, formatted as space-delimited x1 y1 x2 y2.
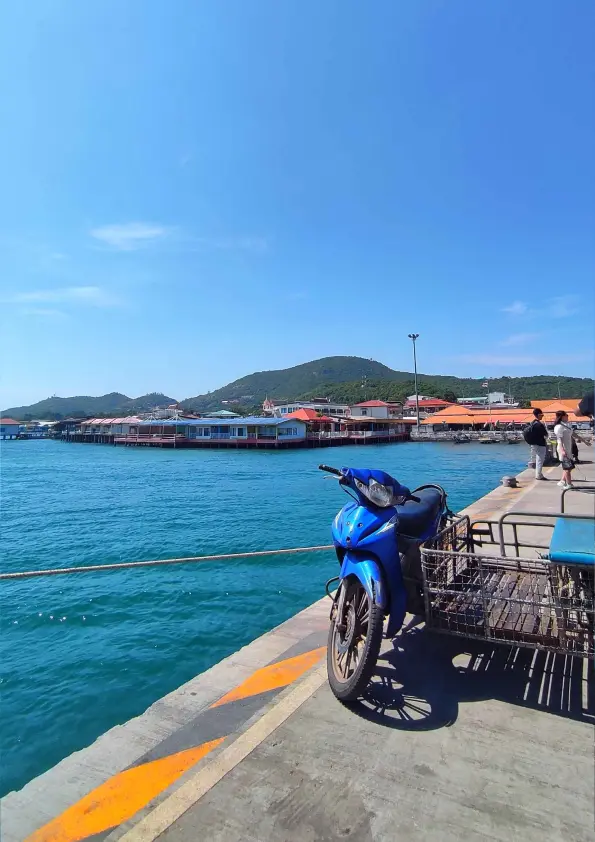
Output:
530 399 580 413
422 405 582 427
285 409 335 423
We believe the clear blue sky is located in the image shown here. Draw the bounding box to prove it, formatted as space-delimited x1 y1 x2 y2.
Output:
1 0 594 407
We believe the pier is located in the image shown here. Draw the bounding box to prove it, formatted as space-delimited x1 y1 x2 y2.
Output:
61 419 411 449
2 445 594 842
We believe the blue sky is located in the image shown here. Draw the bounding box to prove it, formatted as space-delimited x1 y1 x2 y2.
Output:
1 0 594 407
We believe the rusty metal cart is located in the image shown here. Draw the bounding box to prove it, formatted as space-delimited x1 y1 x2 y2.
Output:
420 502 594 659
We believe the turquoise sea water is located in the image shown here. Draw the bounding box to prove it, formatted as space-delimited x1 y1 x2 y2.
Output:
0 439 525 796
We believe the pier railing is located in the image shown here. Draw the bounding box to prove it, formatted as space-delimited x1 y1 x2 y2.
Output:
307 430 408 441
411 430 525 443
113 434 188 444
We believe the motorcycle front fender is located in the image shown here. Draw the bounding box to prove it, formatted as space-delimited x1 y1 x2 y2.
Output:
339 552 388 610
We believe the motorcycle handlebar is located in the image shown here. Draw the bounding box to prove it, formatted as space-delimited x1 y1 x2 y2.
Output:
318 464 342 476
318 467 422 502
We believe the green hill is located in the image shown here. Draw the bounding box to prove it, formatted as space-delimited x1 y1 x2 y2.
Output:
2 392 177 421
297 375 594 406
180 357 593 411
3 356 593 419
180 356 410 411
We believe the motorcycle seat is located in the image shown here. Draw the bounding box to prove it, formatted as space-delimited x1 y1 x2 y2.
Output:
395 488 443 538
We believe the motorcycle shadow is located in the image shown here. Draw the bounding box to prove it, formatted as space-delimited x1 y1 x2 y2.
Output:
352 620 594 732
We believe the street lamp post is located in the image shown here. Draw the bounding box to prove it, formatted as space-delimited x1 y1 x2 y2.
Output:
408 333 420 430
483 377 492 428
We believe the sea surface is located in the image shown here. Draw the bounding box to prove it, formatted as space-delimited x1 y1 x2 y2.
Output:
0 439 525 796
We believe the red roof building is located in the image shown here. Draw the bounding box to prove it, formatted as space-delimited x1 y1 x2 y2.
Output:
352 400 399 408
286 409 335 423
1 418 20 439
349 400 403 420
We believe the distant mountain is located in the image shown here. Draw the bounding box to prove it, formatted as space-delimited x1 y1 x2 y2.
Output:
180 356 411 411
4 356 593 419
2 392 177 421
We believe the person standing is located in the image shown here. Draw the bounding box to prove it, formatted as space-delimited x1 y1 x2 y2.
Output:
554 410 576 489
525 408 549 480
554 408 589 488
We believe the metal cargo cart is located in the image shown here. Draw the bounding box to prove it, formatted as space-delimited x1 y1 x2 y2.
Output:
420 492 594 658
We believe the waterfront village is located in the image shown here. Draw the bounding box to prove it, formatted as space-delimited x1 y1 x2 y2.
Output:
1 393 590 448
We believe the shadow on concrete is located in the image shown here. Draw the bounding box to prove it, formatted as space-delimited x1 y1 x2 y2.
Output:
352 623 594 732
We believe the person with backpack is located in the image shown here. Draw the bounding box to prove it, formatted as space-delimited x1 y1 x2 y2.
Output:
523 408 549 480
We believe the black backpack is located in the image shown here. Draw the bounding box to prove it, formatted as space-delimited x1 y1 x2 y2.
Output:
522 420 540 445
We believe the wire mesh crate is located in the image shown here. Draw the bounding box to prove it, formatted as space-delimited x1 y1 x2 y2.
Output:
421 516 594 658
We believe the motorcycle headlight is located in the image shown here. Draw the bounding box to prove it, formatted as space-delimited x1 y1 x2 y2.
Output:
354 478 395 507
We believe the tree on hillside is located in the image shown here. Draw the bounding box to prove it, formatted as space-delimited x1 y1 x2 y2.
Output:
442 390 459 403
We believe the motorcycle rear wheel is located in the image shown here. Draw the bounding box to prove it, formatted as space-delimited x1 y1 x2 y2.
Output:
327 580 384 703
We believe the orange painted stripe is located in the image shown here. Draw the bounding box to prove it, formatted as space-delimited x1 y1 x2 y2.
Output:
24 646 326 841
25 738 224 842
210 646 326 708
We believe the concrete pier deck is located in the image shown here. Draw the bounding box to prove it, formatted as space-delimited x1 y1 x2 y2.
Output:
2 446 594 842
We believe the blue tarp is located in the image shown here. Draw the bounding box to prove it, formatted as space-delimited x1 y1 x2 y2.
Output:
549 518 595 566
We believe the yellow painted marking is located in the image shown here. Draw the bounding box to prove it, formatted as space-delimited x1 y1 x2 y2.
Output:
25 738 223 842
119 663 328 842
24 646 326 841
210 646 326 708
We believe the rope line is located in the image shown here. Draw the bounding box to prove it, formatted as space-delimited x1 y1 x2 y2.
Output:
0 545 335 581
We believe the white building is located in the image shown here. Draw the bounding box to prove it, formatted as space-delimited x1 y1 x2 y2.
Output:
458 392 506 405
263 399 350 417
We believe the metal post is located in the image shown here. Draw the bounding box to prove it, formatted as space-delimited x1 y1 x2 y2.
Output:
408 333 420 431
484 378 492 428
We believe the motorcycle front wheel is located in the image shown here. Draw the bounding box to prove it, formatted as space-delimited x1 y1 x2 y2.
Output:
327 580 384 703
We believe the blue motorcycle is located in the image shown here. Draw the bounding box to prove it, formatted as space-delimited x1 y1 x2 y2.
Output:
319 464 449 702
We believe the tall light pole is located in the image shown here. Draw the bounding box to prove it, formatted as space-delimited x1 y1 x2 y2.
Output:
408 333 420 430
482 377 492 428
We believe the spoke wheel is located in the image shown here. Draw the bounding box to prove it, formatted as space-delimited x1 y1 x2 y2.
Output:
328 580 384 702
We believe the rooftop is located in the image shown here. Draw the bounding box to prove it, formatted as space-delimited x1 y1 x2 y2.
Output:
286 408 335 422
82 417 142 425
0 418 20 425
352 400 401 407
530 399 581 413
405 398 453 407
422 405 583 425
135 416 301 427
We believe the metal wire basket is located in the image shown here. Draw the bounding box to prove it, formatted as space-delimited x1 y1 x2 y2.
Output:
421 516 594 658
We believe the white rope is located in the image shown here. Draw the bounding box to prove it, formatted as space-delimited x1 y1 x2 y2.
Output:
0 545 334 581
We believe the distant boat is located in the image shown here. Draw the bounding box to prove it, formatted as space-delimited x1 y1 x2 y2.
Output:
478 435 497 444
453 434 471 444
